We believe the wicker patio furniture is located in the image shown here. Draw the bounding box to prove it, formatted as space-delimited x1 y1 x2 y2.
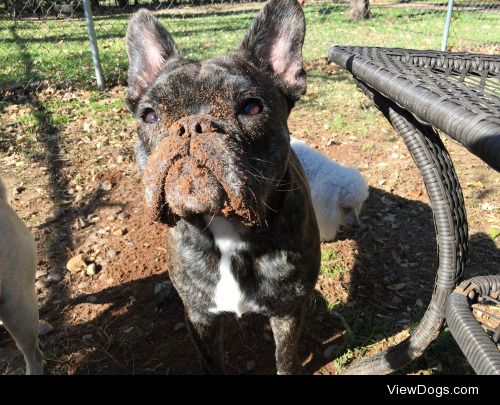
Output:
328 46 500 375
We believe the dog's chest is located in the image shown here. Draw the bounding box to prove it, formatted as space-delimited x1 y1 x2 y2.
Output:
205 216 260 317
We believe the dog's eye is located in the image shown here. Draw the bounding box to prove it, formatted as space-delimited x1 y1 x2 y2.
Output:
239 99 263 116
142 108 159 124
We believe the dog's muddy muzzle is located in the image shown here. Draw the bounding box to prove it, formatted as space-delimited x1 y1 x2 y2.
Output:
143 115 261 227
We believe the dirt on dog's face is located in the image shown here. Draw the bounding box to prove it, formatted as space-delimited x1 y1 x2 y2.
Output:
126 5 306 227
135 58 291 227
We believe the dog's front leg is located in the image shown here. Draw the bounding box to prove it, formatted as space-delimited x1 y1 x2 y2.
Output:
185 313 225 374
270 305 305 375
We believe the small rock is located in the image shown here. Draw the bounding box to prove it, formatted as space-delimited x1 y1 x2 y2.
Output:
100 181 113 191
75 217 87 229
246 360 256 371
128 296 136 306
112 228 127 237
87 295 97 303
117 212 130 220
116 155 124 164
74 193 84 203
86 263 97 276
38 321 53 336
47 273 62 283
323 344 338 359
106 249 118 258
35 279 51 289
174 322 185 331
415 298 424 308
77 281 89 290
15 185 26 194
35 270 48 279
43 215 58 224
67 254 87 273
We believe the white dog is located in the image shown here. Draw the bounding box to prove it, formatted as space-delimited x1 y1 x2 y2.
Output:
291 138 369 242
0 178 43 374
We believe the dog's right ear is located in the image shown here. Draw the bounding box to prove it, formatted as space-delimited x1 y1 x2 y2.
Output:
126 9 180 112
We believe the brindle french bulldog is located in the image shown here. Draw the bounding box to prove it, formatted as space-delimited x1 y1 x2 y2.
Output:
126 0 320 374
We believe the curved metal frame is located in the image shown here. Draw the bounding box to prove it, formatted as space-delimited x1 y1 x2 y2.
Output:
342 83 468 375
446 275 500 375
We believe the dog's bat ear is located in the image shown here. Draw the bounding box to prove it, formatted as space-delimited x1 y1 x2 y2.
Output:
239 0 306 104
126 9 180 112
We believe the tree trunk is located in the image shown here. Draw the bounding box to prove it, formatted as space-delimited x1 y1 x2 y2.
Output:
348 0 371 21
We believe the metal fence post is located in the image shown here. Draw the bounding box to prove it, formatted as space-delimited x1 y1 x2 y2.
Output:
441 0 455 51
83 0 105 90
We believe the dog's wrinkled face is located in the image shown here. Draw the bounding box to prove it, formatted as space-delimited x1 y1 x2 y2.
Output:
126 0 306 227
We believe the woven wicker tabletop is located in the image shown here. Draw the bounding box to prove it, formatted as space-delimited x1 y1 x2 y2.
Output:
328 46 500 172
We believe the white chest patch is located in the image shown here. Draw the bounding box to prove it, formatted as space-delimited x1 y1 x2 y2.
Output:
205 216 259 317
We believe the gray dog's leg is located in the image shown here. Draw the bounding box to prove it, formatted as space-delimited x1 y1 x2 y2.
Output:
270 304 305 375
185 313 225 374
0 287 43 375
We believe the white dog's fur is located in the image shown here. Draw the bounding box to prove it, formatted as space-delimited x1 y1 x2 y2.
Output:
291 138 369 242
0 178 43 374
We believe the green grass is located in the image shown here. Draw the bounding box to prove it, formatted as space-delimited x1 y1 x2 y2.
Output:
1 3 498 87
0 85 134 160
332 346 367 373
321 248 350 278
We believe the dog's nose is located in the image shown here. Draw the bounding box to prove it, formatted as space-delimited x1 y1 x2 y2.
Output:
170 115 218 138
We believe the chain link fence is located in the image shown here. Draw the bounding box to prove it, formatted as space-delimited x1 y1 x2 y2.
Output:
1 0 499 94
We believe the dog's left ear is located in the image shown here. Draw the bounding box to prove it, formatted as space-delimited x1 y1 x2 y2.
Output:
126 9 180 112
239 0 306 103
